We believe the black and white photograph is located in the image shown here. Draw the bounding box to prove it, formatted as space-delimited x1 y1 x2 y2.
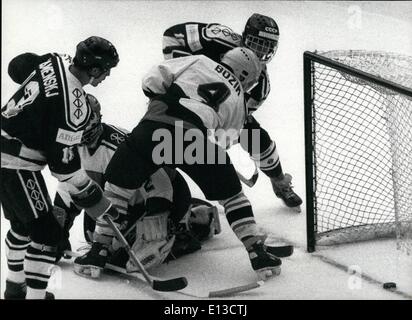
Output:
1 0 411 303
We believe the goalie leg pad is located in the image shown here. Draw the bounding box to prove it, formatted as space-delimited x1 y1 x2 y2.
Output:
136 212 169 241
126 236 175 272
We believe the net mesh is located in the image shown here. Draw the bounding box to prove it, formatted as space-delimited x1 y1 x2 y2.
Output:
311 50 412 254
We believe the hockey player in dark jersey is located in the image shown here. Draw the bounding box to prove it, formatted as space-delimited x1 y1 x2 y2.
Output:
1 36 119 299
103 47 283 280
162 14 302 211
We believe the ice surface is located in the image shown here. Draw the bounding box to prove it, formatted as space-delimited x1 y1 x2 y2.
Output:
1 0 411 300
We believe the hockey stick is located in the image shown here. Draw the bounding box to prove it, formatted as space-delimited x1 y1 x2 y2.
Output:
103 215 188 292
207 281 264 297
106 263 264 298
236 163 259 187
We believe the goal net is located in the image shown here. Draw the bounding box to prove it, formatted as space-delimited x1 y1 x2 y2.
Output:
304 50 412 254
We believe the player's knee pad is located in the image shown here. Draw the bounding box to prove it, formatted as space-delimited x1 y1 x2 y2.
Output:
28 213 63 246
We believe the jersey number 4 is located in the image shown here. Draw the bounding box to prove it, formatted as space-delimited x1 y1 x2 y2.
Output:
197 82 230 112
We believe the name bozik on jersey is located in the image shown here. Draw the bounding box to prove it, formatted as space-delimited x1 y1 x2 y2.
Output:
1 53 91 180
163 22 270 113
142 54 247 147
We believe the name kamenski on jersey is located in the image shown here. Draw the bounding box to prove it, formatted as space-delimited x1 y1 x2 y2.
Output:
1 53 91 180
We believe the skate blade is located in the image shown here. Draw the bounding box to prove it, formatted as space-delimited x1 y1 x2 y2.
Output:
73 264 102 279
256 266 281 281
289 205 301 213
282 203 301 213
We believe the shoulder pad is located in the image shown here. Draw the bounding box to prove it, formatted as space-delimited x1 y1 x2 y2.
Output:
8 53 42 84
202 23 242 48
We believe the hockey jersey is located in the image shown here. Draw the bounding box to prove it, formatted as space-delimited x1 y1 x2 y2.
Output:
142 54 247 146
1 53 91 182
162 22 270 113
56 123 174 216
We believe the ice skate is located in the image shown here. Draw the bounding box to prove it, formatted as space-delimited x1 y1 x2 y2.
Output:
3 280 26 300
247 238 282 281
73 242 109 279
271 173 302 212
105 248 129 274
4 280 54 300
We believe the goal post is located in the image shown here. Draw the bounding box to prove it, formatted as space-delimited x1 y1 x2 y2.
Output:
304 50 412 253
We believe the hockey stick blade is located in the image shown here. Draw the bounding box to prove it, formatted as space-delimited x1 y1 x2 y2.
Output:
265 244 294 258
152 277 188 292
106 263 261 298
208 281 264 298
236 166 259 187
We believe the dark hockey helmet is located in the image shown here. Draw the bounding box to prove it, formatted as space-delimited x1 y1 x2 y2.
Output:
242 13 279 62
221 47 262 92
81 93 103 146
74 36 119 71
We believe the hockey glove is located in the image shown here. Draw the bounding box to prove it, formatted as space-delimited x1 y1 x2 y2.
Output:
71 180 113 220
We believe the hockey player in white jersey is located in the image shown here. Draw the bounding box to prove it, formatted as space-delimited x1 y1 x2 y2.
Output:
1 36 120 299
162 14 302 211
52 93 130 260
103 47 283 280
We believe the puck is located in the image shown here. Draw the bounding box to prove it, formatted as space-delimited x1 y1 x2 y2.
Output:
383 282 396 290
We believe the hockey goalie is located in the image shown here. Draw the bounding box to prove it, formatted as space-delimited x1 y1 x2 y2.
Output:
73 170 222 278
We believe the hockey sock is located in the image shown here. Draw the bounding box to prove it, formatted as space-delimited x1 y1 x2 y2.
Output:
251 141 284 178
219 191 259 245
240 116 284 179
5 229 30 284
24 242 57 299
93 219 116 247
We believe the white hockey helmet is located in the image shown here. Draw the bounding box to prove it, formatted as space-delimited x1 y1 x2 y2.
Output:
221 47 262 92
